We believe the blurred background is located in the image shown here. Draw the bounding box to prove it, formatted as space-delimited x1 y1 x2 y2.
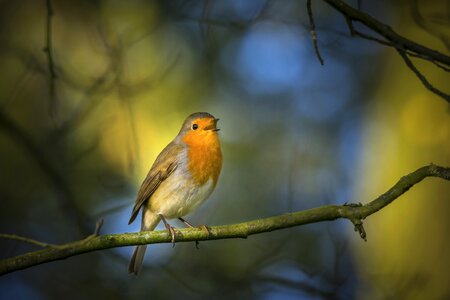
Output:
0 0 449 299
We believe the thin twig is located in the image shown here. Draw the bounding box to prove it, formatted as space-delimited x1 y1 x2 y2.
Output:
43 0 57 116
397 48 450 102
0 164 449 275
354 30 393 47
307 0 324 65
322 0 450 66
83 218 104 242
93 218 104 236
408 52 450 72
322 0 450 103
345 16 355 36
346 21 450 72
0 234 55 248
340 2 450 102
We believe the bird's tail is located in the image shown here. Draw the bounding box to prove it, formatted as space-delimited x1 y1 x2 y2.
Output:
128 210 160 275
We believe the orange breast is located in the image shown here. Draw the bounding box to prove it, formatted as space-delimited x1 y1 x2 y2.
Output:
183 133 222 186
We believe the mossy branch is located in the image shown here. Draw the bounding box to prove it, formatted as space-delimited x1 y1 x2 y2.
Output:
1 164 449 276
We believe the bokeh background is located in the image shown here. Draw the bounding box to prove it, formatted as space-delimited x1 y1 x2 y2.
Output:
0 0 449 299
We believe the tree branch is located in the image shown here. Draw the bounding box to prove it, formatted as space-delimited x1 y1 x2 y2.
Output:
307 0 325 65
322 0 450 66
396 48 450 102
1 164 449 276
0 234 54 248
181 0 450 102
322 0 450 103
344 16 450 101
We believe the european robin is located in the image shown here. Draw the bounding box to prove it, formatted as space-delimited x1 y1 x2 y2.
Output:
128 112 222 275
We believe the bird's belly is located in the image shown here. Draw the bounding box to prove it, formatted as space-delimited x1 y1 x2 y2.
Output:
148 170 214 219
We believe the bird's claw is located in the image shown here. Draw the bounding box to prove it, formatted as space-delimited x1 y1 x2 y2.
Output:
162 222 177 247
199 224 212 239
159 214 177 247
178 217 211 249
194 225 211 250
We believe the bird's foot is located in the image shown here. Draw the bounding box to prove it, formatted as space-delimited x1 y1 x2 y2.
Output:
166 224 177 248
198 224 212 239
178 217 211 249
159 214 177 247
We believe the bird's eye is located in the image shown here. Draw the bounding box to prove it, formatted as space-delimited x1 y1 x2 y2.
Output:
192 123 198 130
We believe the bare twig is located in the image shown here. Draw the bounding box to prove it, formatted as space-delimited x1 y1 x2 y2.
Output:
346 21 394 47
0 164 449 275
340 1 450 102
397 48 450 102
346 16 450 73
322 0 450 66
408 52 450 72
345 16 355 36
43 0 58 116
323 0 450 103
82 218 104 242
93 218 104 236
346 17 450 75
307 0 324 65
0 234 55 248
180 0 450 102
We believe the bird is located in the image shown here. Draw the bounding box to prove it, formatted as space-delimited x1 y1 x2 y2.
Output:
128 112 222 275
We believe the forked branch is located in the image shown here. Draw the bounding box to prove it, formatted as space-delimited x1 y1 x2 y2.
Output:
322 0 450 102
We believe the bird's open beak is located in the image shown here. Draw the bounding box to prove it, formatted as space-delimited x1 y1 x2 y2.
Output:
205 118 220 131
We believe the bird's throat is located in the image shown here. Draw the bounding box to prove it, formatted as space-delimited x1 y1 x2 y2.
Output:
184 134 222 186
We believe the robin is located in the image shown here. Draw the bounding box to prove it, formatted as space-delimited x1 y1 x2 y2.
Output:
128 112 222 275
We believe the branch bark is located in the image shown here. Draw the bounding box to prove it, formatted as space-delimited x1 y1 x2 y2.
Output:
1 164 449 276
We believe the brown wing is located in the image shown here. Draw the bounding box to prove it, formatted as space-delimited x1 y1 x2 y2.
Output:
128 142 182 224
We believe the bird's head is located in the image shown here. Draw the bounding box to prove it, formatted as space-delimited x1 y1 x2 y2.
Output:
179 112 220 146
